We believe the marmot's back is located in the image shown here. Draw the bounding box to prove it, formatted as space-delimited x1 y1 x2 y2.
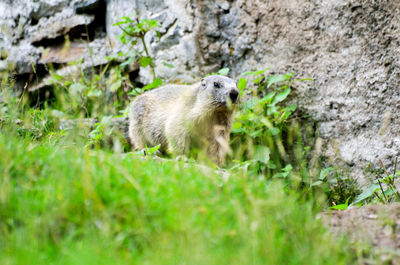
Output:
144 84 194 103
128 76 239 164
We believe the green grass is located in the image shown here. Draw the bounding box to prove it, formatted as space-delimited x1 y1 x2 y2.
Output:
0 132 354 264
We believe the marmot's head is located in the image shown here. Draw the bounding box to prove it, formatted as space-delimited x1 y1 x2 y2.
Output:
200 75 239 109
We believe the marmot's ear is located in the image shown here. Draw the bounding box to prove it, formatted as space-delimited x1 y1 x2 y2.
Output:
201 78 206 87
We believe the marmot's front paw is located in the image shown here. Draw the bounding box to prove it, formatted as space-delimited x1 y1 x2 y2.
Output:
175 155 189 163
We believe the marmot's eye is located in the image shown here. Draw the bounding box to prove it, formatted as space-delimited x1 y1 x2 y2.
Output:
214 82 220 88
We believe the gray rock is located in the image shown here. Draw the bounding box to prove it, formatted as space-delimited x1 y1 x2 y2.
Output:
29 37 112 92
74 0 102 13
29 14 94 43
105 0 138 48
2 0 400 183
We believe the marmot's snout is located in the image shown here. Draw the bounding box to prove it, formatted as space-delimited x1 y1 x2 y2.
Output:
229 89 239 103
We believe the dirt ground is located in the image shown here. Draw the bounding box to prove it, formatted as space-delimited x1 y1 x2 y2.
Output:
320 203 400 264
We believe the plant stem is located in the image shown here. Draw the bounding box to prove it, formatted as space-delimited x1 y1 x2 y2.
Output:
140 35 156 81
377 179 388 203
374 191 385 204
391 184 400 201
118 23 157 82
379 158 400 200
379 159 390 178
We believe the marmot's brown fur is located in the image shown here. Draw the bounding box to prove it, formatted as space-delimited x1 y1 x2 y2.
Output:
129 75 239 164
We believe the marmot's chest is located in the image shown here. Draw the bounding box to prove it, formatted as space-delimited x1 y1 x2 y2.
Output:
188 112 230 148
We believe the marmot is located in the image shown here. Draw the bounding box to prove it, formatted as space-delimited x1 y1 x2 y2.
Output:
129 75 239 164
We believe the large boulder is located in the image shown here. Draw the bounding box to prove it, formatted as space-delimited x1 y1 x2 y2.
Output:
1 0 399 182
0 0 110 76
119 0 400 183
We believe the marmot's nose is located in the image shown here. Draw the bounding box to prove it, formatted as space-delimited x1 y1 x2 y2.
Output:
229 90 239 103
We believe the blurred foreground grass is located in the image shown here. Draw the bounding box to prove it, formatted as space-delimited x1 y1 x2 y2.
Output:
0 131 355 264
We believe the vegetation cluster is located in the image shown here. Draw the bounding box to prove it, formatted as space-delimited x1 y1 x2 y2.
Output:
0 14 398 264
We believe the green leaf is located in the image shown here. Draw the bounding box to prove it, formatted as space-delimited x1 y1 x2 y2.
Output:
105 55 116 61
254 146 270 164
125 24 135 35
253 76 264 85
69 83 85 95
267 105 278 115
311 181 324 187
268 160 276 169
87 90 102 97
232 121 242 129
242 98 258 110
52 74 64 81
120 56 136 67
250 129 263 138
218 68 230 76
149 19 159 28
231 128 248 134
268 127 280 136
260 92 276 104
273 164 293 179
319 167 335 180
110 80 122 92
119 34 127 45
272 88 291 104
130 39 138 46
351 184 379 205
267 74 290 88
139 56 153 67
280 110 294 121
293 78 313 82
282 164 293 172
238 78 247 92
145 144 161 155
112 21 128 26
122 16 133 23
31 61 36 74
143 78 162 90
163 62 175 68
330 197 350 210
285 104 297 112
284 73 294 79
